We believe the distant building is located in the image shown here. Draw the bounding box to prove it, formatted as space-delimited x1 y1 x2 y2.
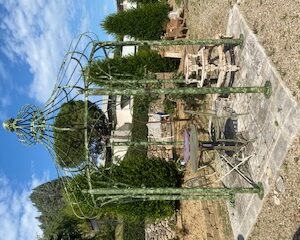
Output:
147 113 172 141
116 0 137 13
122 35 137 57
110 94 133 161
110 122 132 161
101 95 132 129
103 0 138 161
101 93 132 162
115 97 133 129
120 0 137 10
116 0 124 11
119 1 138 57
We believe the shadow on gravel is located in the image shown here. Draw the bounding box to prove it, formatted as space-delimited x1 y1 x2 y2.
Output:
237 234 244 240
293 227 300 240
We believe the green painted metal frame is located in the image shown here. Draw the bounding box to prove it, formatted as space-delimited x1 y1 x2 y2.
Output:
2 36 267 216
83 36 266 204
94 34 244 48
82 182 264 202
84 81 272 98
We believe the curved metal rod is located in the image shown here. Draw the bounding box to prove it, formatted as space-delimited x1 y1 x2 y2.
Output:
43 34 96 113
44 32 97 109
43 53 86 114
43 56 85 114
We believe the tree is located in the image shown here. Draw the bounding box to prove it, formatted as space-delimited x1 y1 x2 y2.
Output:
101 3 169 40
31 178 118 240
53 100 109 168
30 178 84 240
30 178 66 231
43 212 83 240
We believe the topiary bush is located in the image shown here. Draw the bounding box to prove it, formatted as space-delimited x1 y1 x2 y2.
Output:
68 156 182 222
53 100 109 168
88 50 179 84
102 3 169 40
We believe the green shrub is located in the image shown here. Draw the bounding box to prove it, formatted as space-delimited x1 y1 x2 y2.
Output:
114 155 181 188
124 95 153 159
53 100 109 168
102 3 169 40
129 0 161 3
88 50 179 84
163 98 177 115
68 156 181 222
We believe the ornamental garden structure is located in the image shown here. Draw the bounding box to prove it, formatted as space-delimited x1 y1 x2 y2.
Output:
3 33 269 218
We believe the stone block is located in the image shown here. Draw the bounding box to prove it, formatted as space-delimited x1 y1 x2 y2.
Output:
282 107 300 139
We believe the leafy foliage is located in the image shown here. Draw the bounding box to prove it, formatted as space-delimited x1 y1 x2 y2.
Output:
30 178 66 232
30 178 87 240
31 178 121 240
43 212 83 240
163 97 177 114
88 49 179 85
128 0 162 3
53 100 109 168
125 95 152 159
69 156 182 222
102 3 169 40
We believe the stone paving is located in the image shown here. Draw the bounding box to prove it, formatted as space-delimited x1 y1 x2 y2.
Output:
218 5 300 239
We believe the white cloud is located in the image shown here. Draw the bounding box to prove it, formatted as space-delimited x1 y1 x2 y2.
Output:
0 174 47 240
0 0 92 103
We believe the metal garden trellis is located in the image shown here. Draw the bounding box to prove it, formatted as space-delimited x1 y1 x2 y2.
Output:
2 33 268 219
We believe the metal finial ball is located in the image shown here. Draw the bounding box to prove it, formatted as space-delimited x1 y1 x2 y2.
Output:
2 119 15 132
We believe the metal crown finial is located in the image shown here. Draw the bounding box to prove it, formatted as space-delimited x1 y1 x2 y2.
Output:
2 118 15 132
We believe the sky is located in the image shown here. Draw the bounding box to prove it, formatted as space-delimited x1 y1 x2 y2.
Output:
0 0 116 239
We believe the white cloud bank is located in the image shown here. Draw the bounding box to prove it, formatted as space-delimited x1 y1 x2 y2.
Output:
0 174 47 240
0 0 91 103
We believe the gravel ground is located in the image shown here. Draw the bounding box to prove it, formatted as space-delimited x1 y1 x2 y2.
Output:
238 0 300 102
185 0 232 39
179 0 300 239
248 135 300 240
237 1 300 239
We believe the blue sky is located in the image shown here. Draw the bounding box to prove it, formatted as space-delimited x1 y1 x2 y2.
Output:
0 1 116 239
